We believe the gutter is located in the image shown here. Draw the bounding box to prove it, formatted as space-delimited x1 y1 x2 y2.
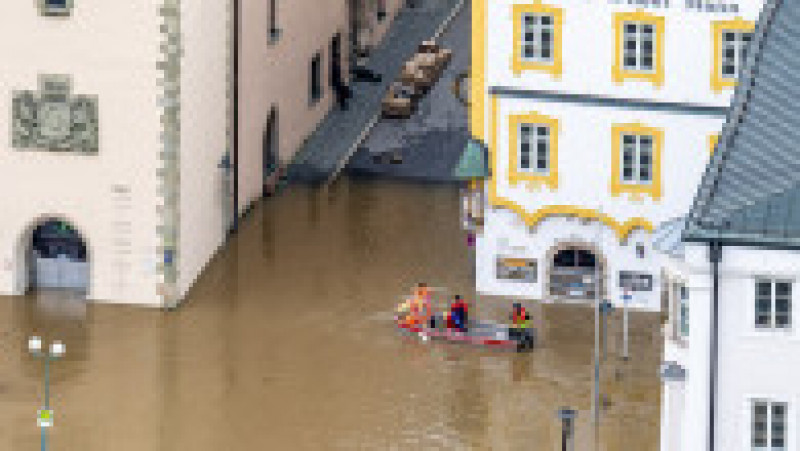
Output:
232 0 240 232
709 241 722 451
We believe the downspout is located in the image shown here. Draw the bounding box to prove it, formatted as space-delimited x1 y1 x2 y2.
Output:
232 0 240 232
709 241 722 451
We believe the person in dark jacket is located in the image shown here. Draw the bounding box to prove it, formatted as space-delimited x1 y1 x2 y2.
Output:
450 295 469 332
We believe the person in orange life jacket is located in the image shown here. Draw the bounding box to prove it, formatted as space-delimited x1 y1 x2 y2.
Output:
510 302 531 340
450 295 468 332
409 282 432 327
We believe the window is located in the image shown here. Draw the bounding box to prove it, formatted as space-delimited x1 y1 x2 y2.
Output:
518 123 550 174
310 53 323 104
521 13 554 63
610 124 663 199
621 133 654 184
752 400 787 450
622 22 655 72
720 30 752 79
39 0 73 16
613 12 664 86
509 112 559 189
268 0 281 43
755 280 792 329
679 285 689 337
511 3 563 76
712 19 756 91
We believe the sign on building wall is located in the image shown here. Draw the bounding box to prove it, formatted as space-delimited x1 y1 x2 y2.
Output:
607 0 741 13
496 257 537 282
619 271 653 291
12 74 99 153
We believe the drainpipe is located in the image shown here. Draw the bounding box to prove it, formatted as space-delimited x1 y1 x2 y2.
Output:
232 0 240 232
709 241 722 451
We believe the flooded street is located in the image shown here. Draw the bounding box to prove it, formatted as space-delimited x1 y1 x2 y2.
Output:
0 179 661 450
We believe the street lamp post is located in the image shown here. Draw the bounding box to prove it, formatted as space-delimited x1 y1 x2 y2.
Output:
28 336 65 451
557 407 577 451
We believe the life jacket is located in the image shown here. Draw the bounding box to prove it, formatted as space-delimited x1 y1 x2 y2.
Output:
513 307 531 329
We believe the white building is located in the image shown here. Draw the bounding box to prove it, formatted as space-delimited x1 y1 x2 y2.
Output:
658 0 800 448
0 0 232 307
469 0 764 311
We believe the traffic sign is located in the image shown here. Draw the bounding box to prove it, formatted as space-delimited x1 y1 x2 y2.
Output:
37 409 53 428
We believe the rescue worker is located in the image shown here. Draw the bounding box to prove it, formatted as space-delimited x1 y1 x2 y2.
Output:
450 295 469 332
510 302 531 341
408 283 432 327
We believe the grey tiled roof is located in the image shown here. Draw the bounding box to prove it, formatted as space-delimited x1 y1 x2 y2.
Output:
685 0 800 245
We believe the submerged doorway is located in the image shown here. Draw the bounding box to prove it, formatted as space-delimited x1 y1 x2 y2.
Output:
549 246 603 300
262 106 279 196
27 218 89 293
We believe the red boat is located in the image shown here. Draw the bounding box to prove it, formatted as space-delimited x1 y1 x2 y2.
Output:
395 315 535 352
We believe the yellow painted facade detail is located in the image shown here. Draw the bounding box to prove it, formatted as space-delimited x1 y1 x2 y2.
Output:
709 133 720 155
610 123 664 200
510 2 564 78
488 95 652 242
470 0 487 141
711 18 755 92
612 10 665 87
508 111 559 190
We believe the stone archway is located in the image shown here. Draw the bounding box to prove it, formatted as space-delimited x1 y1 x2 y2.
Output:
14 216 90 295
545 240 608 302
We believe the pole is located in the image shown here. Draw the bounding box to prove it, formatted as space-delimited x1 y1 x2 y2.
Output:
593 205 601 432
42 356 49 451
623 290 630 361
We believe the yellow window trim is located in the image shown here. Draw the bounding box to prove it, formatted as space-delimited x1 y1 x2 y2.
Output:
711 18 755 92
612 10 665 87
610 123 663 200
511 2 563 78
470 0 487 141
488 95 652 243
709 133 720 155
508 111 559 190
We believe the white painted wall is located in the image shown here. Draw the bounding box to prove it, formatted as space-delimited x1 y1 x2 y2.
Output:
486 0 765 106
477 208 662 310
661 242 800 450
492 96 724 226
0 1 163 305
178 0 231 297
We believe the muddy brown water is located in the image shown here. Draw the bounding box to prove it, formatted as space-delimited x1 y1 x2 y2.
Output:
0 179 661 450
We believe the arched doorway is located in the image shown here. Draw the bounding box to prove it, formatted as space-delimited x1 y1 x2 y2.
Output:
548 245 604 300
262 106 279 196
26 218 89 293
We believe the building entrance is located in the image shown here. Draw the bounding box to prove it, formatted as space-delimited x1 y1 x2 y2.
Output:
28 218 88 292
549 246 602 300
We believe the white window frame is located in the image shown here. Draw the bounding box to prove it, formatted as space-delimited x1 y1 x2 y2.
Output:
750 398 788 451
518 123 550 175
521 13 555 63
721 29 753 80
621 21 656 73
620 133 654 185
755 279 792 330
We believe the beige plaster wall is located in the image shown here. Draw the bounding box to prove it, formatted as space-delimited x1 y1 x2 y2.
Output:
0 1 163 304
237 0 349 210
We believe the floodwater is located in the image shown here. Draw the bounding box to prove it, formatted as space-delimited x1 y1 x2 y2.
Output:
0 178 661 450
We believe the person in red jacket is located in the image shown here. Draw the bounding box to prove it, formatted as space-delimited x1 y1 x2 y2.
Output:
450 295 469 332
